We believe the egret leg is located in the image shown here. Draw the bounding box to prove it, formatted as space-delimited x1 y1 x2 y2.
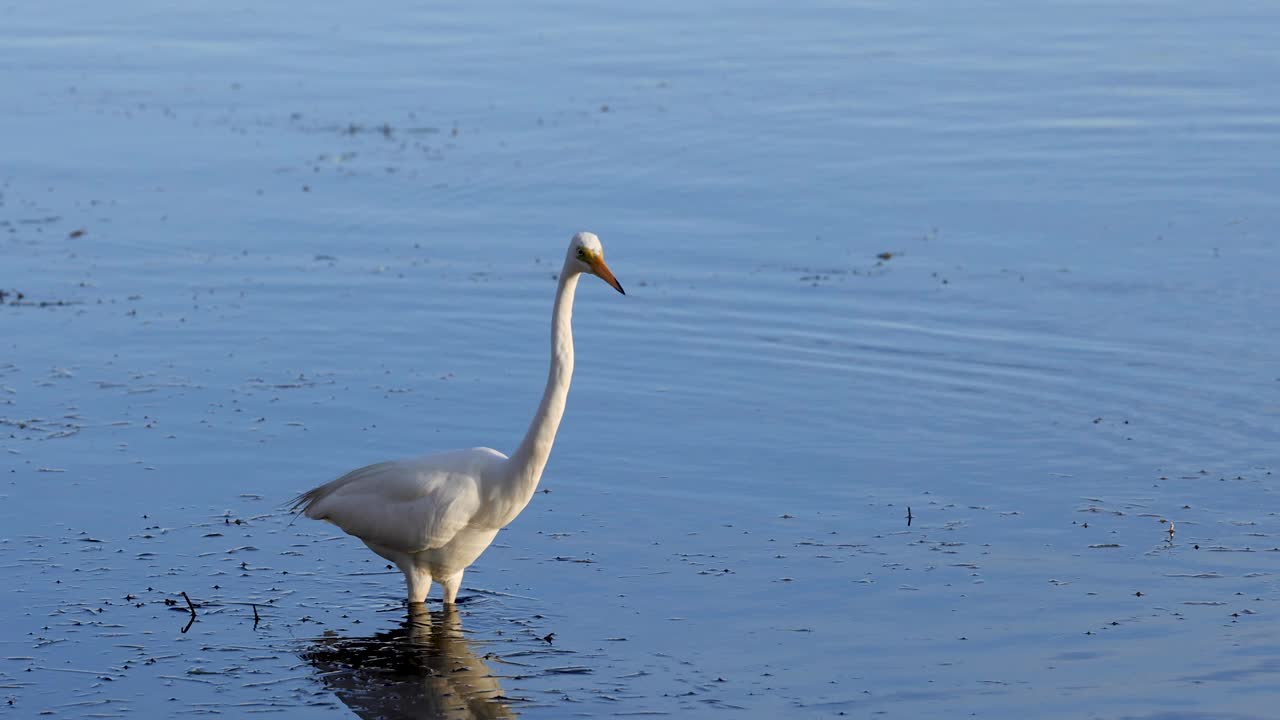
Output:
365 542 432 604
403 564 432 604
440 571 464 605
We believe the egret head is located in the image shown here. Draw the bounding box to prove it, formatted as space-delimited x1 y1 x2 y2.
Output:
567 232 624 294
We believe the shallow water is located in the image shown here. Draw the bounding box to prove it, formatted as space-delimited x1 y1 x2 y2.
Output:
3 1 1279 717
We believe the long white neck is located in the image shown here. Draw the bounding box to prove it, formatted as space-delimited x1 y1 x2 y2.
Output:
506 263 579 496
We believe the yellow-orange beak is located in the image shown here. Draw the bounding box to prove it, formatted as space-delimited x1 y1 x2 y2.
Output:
589 257 625 295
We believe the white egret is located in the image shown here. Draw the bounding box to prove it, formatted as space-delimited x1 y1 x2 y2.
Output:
291 232 624 605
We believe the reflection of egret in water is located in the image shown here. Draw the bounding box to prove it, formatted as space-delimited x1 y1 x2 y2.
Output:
301 605 516 720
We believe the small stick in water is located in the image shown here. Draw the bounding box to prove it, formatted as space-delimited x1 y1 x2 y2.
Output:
180 592 198 634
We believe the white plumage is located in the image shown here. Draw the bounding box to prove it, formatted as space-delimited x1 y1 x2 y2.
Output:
291 233 624 605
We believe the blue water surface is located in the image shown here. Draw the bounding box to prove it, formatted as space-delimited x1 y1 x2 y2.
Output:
2 1 1279 718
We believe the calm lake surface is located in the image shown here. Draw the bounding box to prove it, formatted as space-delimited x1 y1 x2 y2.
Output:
3 1 1279 717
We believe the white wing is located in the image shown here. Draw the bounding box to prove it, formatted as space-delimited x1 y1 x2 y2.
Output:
291 447 507 553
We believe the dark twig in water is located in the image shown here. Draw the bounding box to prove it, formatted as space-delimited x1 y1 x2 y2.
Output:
181 592 197 633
